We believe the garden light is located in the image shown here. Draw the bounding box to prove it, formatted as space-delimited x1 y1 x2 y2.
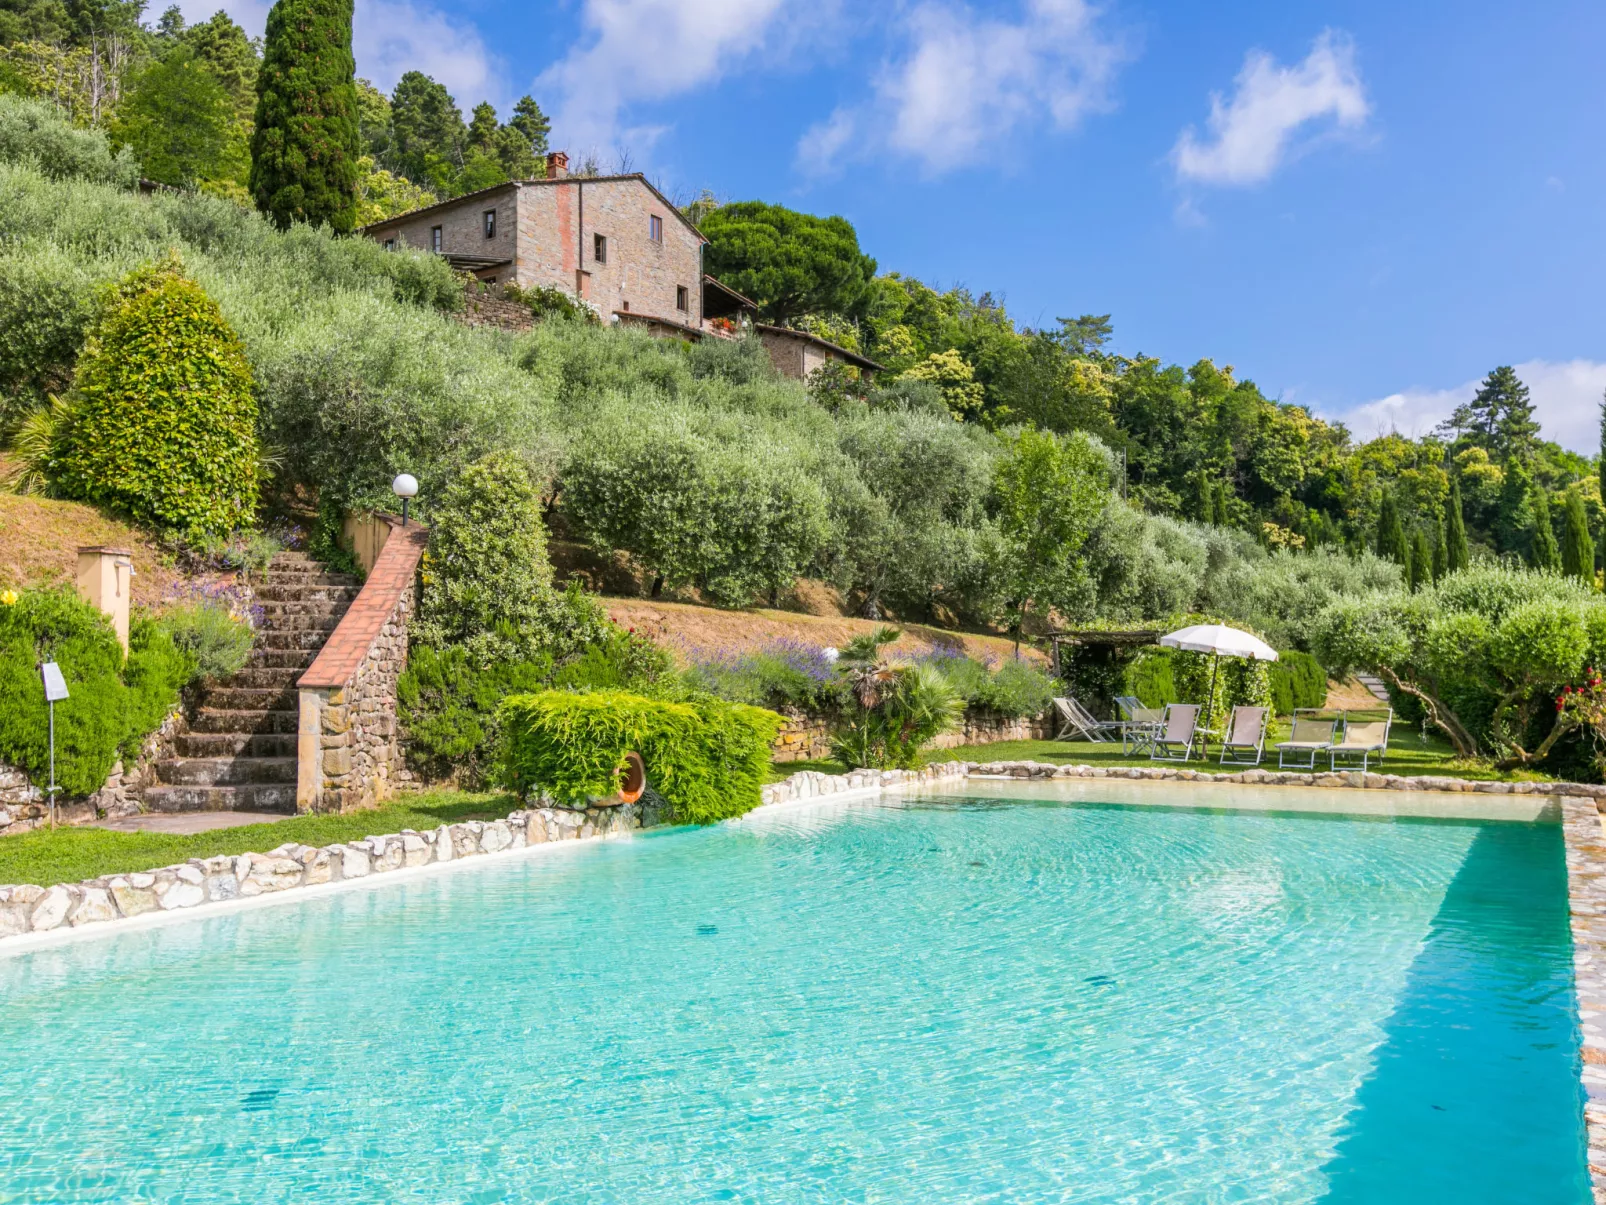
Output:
392 473 419 526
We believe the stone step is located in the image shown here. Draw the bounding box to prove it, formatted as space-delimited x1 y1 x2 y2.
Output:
190 708 299 735
175 731 297 758
253 613 340 634
203 686 297 712
142 784 298 814
157 757 298 786
248 649 318 670
221 666 303 690
257 572 361 589
253 583 361 604
255 600 347 620
257 630 333 651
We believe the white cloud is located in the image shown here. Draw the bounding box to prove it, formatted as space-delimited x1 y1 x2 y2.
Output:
539 0 791 155
172 0 505 110
1339 360 1606 455
799 0 1126 176
1173 30 1368 186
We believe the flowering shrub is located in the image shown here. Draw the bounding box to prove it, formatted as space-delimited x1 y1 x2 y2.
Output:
681 639 842 713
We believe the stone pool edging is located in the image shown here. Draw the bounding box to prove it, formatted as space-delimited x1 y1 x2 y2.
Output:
1560 795 1606 1202
0 801 641 943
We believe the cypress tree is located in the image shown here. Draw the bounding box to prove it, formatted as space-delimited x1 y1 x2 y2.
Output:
1598 390 1606 507
1561 489 1595 585
1195 468 1214 525
1446 478 1470 573
1530 486 1562 573
1212 481 1230 529
1432 508 1448 581
1409 528 1432 592
249 0 361 233
1495 457 1535 555
1375 492 1409 569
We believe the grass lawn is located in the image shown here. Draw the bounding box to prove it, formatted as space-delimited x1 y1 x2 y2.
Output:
0 791 517 888
769 723 1554 785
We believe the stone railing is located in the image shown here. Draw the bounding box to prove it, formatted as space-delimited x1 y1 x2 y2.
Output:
296 519 428 814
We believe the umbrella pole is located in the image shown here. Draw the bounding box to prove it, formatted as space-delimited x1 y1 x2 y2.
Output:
1205 652 1221 758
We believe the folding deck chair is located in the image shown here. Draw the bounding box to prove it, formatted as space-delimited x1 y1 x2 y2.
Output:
1328 710 1393 772
1149 703 1202 763
1218 706 1268 766
1052 696 1124 743
1275 710 1338 770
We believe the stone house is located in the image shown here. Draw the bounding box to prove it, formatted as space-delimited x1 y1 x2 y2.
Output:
361 152 708 330
754 323 883 383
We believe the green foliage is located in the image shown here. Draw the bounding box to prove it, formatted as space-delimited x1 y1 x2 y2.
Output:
497 689 783 824
1495 457 1535 556
397 644 552 786
1267 650 1327 715
991 428 1109 630
502 282 596 324
1446 364 1539 462
1124 647 1176 708
413 450 557 659
830 661 962 770
178 10 260 123
386 69 464 193
0 587 128 796
249 0 362 232
549 626 673 693
1446 478 1470 572
700 200 878 324
0 93 138 186
1375 491 1408 569
112 46 246 188
971 658 1056 718
1562 489 1595 585
1409 527 1432 592
0 240 93 425
1530 485 1562 572
158 602 253 681
122 616 190 755
53 256 260 538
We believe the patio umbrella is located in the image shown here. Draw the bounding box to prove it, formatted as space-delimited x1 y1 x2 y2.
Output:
1158 624 1279 743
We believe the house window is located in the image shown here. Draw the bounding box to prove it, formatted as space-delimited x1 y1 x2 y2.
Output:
676 285 689 312
594 233 607 263
383 238 396 251
649 214 663 243
483 209 496 238
431 226 442 253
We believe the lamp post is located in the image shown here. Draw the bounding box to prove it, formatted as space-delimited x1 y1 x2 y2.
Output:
392 474 419 527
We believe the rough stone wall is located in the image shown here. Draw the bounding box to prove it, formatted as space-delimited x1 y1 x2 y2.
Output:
298 522 427 814
771 711 1054 763
363 183 519 279
0 709 182 836
459 288 534 333
514 178 702 324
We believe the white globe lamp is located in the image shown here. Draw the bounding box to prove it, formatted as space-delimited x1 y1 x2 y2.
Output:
392 473 419 526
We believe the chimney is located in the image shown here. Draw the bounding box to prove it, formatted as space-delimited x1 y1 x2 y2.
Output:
545 151 568 178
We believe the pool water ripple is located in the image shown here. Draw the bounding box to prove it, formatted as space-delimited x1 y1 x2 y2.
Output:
0 793 1587 1203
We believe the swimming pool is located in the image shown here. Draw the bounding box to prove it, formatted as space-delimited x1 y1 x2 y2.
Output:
0 786 1588 1203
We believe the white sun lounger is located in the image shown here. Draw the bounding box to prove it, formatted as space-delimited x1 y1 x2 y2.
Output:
1328 711 1393 772
1275 710 1338 770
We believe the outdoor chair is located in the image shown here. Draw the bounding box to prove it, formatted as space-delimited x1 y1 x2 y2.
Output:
1275 710 1338 770
1052 696 1124 743
1328 710 1393 772
1218 706 1269 766
1149 704 1202 763
1116 696 1165 755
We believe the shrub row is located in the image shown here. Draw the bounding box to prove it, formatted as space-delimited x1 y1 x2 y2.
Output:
497 690 783 825
1122 645 1325 716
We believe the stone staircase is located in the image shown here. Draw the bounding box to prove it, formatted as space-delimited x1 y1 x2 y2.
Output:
144 552 361 814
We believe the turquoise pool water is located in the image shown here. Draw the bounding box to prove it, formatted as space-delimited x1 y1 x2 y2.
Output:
0 793 1587 1203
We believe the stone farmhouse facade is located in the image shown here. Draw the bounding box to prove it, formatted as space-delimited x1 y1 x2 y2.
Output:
361 152 884 381
361 152 707 331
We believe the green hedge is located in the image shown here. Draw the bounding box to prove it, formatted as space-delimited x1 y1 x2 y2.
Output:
1268 651 1327 715
497 690 783 826
1123 648 1176 708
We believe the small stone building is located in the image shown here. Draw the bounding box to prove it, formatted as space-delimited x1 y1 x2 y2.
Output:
361 152 708 330
755 324 884 383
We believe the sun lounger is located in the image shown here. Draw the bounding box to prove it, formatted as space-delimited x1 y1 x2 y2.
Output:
1218 706 1268 766
1328 710 1393 772
1275 710 1338 770
1116 696 1165 755
1150 703 1202 763
1052 696 1123 743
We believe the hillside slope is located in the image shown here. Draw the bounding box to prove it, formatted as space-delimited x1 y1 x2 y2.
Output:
0 494 188 604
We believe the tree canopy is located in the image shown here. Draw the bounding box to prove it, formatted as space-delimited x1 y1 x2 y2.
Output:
700 201 878 324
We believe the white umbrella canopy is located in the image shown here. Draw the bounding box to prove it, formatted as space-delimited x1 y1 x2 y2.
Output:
1159 624 1278 662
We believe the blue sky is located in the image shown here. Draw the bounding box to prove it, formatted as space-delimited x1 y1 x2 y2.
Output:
193 0 1606 451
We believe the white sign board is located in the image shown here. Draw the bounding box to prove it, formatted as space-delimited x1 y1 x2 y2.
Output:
39 662 68 703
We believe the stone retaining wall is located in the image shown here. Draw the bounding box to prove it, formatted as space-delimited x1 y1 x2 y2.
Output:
0 709 182 837
0 800 643 939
